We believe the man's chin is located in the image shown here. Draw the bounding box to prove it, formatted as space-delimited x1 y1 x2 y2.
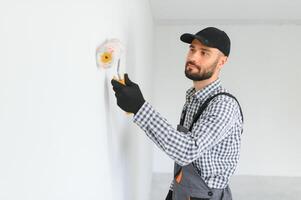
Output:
185 71 212 81
185 71 202 81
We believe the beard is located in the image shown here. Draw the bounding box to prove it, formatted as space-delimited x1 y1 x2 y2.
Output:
184 59 219 81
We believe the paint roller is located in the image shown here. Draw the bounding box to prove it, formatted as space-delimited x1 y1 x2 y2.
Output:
96 38 125 84
96 38 132 114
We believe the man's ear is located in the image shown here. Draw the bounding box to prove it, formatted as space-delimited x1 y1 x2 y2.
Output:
218 55 228 69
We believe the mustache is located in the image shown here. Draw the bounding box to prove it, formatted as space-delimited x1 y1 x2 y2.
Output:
186 61 200 68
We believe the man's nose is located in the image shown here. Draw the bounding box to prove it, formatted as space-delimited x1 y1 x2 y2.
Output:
189 52 199 63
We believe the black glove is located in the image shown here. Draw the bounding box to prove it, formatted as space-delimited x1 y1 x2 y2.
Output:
165 190 173 200
111 73 145 114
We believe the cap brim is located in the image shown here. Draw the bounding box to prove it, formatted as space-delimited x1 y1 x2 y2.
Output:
180 33 195 43
180 33 213 47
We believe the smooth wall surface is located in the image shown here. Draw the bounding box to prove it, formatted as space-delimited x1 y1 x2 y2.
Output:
0 1 154 200
151 23 301 177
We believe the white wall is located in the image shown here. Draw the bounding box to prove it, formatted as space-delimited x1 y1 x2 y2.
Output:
0 1 154 200
152 23 301 177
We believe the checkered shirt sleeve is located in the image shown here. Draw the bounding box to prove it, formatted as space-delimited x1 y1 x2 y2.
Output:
133 98 237 162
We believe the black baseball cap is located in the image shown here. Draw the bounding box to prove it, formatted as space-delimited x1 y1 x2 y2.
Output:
180 27 231 56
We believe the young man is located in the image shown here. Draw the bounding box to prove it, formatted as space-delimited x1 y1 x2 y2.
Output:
111 27 244 200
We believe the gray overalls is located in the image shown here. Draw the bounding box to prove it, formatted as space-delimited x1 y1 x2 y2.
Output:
166 92 244 200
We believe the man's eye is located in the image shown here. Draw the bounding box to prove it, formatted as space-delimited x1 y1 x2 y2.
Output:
201 51 209 56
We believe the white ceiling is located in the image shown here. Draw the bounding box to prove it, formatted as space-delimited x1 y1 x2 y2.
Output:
149 0 301 24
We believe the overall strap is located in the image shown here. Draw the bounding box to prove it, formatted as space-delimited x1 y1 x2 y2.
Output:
189 92 244 132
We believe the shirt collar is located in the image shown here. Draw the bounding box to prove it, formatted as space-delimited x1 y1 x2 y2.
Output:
185 78 222 102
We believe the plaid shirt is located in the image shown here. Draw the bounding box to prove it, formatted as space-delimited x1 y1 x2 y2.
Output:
133 79 243 189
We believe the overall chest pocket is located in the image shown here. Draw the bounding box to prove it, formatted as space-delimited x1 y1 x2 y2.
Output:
190 197 209 200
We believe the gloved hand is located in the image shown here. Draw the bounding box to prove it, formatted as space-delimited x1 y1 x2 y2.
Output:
111 73 145 114
165 190 173 200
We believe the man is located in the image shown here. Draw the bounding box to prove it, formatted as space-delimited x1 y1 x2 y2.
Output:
111 27 244 200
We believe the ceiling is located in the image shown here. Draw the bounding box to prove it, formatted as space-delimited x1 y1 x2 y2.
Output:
149 0 301 24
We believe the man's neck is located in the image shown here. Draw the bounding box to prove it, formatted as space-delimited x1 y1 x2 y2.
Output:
193 77 219 91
